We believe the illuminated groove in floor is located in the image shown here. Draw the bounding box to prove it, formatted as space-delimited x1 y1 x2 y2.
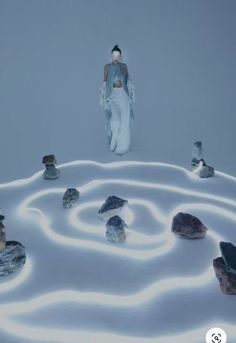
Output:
3 158 236 189
0 257 32 292
0 315 234 343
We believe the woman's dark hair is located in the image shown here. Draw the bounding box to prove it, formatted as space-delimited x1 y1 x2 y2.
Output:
111 44 121 54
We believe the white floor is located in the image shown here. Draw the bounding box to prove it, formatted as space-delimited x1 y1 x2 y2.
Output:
0 160 235 342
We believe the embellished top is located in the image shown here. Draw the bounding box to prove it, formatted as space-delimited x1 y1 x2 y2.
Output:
104 62 129 99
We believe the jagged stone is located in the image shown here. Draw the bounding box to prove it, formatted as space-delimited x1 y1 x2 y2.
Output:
42 154 60 180
171 212 208 239
191 141 214 177
106 215 127 242
0 215 6 252
98 195 128 220
63 188 80 208
194 164 215 178
213 257 236 294
220 241 236 274
192 141 203 160
42 154 57 164
191 158 206 169
0 241 26 277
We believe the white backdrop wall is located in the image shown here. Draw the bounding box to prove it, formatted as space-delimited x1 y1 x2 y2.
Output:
0 0 235 182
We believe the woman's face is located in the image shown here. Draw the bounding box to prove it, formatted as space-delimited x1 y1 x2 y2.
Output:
112 51 121 63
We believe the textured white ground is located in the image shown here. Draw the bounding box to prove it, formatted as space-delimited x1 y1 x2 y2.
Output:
0 160 236 342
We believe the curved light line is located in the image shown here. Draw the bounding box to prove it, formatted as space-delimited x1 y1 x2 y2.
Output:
3 203 232 315
0 257 32 292
18 178 236 218
0 317 234 343
68 199 167 244
0 161 235 342
0 263 215 315
16 175 236 259
19 206 176 259
1 159 236 189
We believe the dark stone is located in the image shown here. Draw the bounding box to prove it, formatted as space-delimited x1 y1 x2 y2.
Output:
106 215 127 242
0 241 26 277
213 257 236 294
42 154 57 164
63 188 80 208
192 141 203 160
98 195 128 220
42 154 60 179
195 165 215 178
191 141 214 178
0 214 6 252
171 212 208 239
220 241 236 274
43 164 60 180
191 158 206 169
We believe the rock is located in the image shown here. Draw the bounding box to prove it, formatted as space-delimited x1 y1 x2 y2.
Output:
220 241 236 274
106 215 127 242
171 212 208 239
191 158 206 169
213 257 236 294
63 188 80 208
192 141 203 160
0 241 26 277
98 195 128 220
0 215 6 252
191 141 215 178
42 154 60 180
194 164 215 178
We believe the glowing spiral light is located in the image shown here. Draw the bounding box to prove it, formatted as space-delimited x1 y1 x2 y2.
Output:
0 160 235 342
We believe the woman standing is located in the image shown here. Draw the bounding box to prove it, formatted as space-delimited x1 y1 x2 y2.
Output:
99 45 135 155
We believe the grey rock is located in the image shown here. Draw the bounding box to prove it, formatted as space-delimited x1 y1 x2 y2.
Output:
195 164 215 178
192 141 203 160
98 195 128 220
42 154 60 180
213 257 236 294
106 215 127 242
63 188 80 208
0 241 26 277
191 141 214 178
220 241 236 274
0 215 6 252
191 158 206 169
42 154 57 164
171 212 208 239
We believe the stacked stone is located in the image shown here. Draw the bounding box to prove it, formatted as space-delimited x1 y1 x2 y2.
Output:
191 141 214 178
213 242 236 294
98 195 128 243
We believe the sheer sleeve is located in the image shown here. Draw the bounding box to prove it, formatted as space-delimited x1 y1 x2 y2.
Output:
127 74 135 104
99 81 106 108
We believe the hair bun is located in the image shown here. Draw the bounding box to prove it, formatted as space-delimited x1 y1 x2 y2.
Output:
114 44 119 49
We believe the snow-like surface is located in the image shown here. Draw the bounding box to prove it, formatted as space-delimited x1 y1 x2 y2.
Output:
0 160 236 342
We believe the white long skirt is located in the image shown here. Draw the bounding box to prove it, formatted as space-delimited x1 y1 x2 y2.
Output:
108 87 131 155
